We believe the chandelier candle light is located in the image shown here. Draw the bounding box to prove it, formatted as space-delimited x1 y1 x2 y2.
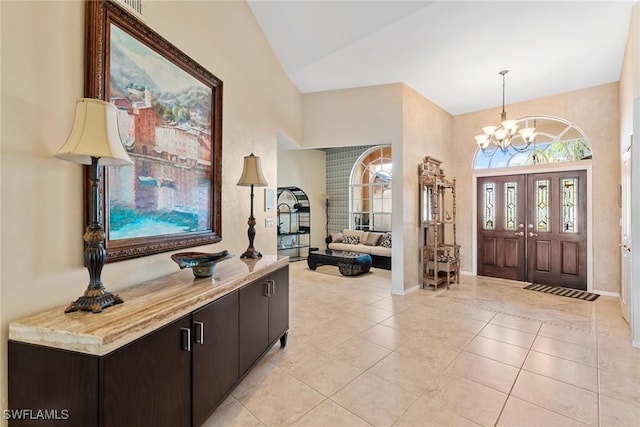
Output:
55 98 133 313
237 153 269 258
475 70 537 153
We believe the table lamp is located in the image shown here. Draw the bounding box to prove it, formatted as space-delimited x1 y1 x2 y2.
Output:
237 153 268 258
55 98 133 313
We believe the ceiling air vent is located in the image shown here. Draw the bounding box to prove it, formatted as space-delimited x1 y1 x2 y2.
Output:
114 0 143 17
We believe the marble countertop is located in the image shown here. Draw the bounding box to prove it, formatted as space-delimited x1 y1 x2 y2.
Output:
9 255 288 356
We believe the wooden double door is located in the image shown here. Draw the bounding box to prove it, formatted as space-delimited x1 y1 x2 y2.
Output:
477 170 587 290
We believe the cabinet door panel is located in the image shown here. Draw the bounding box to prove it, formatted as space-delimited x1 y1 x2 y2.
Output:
8 342 99 427
192 292 239 426
239 279 269 376
103 315 191 427
268 266 289 344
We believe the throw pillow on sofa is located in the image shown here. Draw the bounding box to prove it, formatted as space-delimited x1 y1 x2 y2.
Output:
344 235 360 245
379 232 392 248
363 232 383 246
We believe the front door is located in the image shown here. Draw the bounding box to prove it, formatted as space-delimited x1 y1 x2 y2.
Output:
478 170 587 289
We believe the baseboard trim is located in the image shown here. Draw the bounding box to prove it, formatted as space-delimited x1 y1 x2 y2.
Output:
391 284 420 296
592 290 619 298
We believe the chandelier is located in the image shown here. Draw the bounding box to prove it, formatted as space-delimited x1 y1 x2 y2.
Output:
475 70 537 153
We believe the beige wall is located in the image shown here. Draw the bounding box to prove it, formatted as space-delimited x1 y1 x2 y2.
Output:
302 84 403 149
0 0 301 417
453 83 621 293
619 4 638 153
277 149 327 250
399 85 453 292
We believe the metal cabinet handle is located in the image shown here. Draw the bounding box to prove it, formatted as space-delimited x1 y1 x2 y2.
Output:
514 231 524 237
264 280 276 297
180 328 191 352
194 321 204 345
528 231 538 237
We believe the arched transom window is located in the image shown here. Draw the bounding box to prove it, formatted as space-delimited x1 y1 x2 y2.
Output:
349 145 392 231
474 115 593 169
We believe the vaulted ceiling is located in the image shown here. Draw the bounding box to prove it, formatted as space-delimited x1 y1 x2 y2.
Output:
248 1 635 116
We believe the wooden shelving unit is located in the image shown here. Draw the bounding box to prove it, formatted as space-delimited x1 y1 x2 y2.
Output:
419 157 460 290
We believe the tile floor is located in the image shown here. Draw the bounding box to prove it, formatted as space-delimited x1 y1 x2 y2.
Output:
204 262 640 426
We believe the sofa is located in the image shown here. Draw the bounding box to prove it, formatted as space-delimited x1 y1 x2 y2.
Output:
328 229 392 270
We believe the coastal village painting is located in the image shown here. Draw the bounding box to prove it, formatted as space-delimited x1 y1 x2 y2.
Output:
107 24 213 241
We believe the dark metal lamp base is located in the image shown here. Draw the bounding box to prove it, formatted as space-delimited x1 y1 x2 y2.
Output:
65 289 124 313
240 249 262 259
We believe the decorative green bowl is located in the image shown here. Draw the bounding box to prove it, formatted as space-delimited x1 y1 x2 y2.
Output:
171 250 234 278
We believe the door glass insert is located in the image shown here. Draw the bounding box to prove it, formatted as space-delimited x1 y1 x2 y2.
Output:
535 179 550 232
561 177 578 233
483 183 495 230
504 181 518 230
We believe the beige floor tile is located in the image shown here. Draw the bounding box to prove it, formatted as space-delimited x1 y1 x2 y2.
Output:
291 399 371 426
522 350 597 392
538 323 596 348
511 370 598 425
202 395 264 427
597 311 633 332
357 323 406 350
323 337 392 370
370 296 421 313
599 367 640 406
306 314 377 346
204 262 638 426
263 335 321 368
380 312 426 332
445 351 520 393
599 394 640 427
451 317 489 335
479 323 537 348
497 396 588 426
281 350 363 397
464 335 529 367
348 304 394 323
531 335 598 367
597 348 640 380
394 397 481 427
231 359 280 399
400 327 475 353
331 373 417 427
232 361 325 425
598 329 639 356
422 373 508 426
394 337 459 367
491 313 542 334
368 351 443 395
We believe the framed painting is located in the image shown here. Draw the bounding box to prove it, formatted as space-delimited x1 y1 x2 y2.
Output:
85 0 223 262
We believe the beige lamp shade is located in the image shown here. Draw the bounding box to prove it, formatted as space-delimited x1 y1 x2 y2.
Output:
55 98 133 166
237 153 268 187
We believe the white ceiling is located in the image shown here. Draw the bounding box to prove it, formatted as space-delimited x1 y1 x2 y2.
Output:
248 1 635 116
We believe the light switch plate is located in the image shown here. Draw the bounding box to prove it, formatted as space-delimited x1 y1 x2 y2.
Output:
265 218 274 228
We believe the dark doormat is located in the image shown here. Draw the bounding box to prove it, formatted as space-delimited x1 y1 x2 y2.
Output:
524 283 600 301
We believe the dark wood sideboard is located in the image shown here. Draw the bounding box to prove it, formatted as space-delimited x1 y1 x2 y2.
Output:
8 256 289 427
